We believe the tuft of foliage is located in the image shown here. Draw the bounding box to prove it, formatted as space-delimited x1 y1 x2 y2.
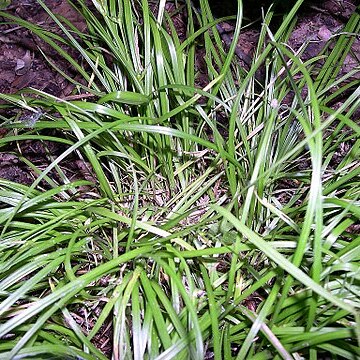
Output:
0 0 359 358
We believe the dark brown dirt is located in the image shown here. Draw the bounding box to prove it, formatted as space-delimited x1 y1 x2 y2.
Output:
0 0 88 95
0 0 92 189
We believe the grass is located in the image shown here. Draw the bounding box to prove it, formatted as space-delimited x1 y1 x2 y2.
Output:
0 0 359 358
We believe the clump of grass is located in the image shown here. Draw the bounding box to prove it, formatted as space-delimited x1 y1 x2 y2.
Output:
0 0 359 358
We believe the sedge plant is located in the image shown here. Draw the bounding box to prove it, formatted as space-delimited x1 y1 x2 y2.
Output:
0 0 359 358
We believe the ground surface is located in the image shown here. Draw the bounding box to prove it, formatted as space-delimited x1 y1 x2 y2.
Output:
0 0 359 186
